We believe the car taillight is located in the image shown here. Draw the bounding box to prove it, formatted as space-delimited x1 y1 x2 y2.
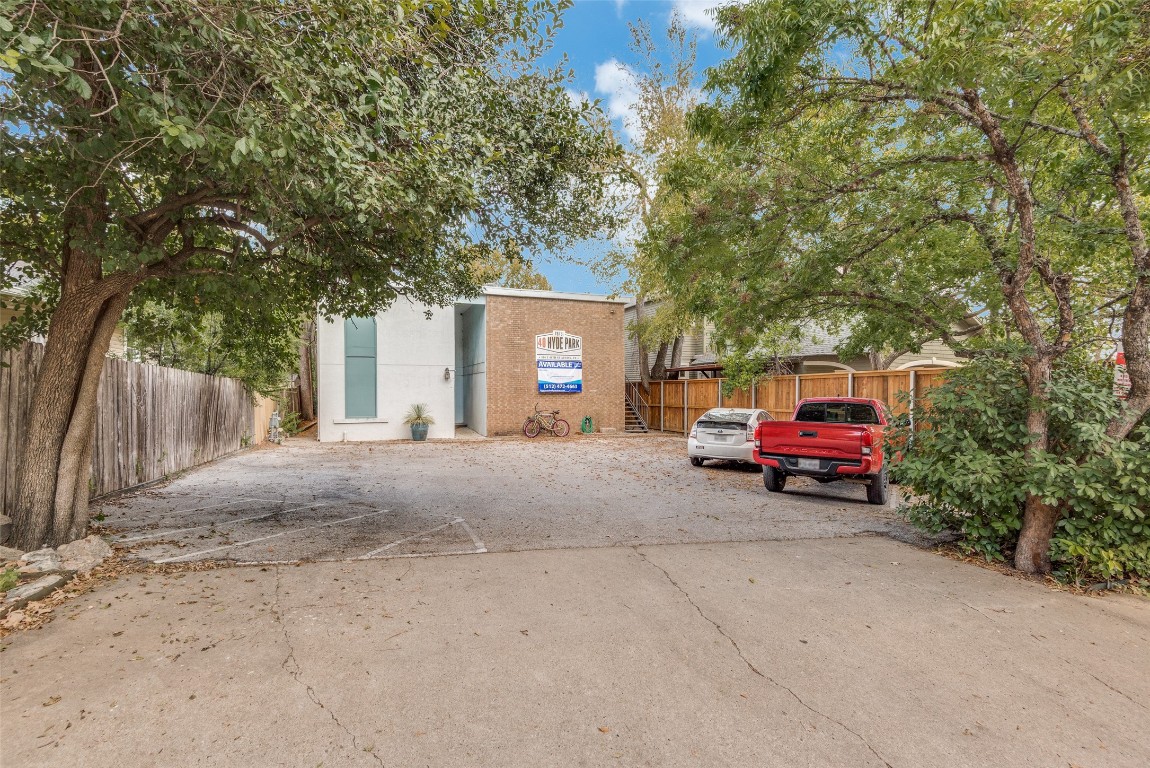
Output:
861 429 873 456
746 426 754 442
689 422 697 439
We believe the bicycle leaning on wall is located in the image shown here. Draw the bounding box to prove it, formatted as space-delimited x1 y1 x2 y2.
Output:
523 403 570 438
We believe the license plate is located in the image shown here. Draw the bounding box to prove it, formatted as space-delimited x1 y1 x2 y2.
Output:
797 458 821 470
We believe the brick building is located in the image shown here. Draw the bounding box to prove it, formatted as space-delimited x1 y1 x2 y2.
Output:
316 287 625 441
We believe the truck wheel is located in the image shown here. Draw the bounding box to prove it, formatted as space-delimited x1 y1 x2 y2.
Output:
866 466 890 505
763 465 786 492
690 456 704 467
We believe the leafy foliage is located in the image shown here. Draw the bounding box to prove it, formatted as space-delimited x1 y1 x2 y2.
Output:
467 245 551 290
893 356 1150 582
403 403 435 426
647 0 1148 417
0 567 19 592
278 410 302 435
122 296 299 395
0 0 618 330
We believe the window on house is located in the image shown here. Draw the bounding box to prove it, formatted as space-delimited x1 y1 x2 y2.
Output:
344 317 376 418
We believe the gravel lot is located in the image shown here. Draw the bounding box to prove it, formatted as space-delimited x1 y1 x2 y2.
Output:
99 434 921 564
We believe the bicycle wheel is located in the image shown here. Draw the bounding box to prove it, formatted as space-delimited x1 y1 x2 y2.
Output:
523 418 541 438
552 419 570 437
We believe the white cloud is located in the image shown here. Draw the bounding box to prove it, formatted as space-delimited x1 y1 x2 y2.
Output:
614 0 627 15
594 58 642 143
672 0 743 31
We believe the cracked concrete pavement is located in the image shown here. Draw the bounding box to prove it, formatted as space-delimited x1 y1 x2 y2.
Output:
3 537 1148 767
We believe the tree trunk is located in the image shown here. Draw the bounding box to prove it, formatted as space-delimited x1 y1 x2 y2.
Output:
634 295 650 388
1014 496 1061 574
298 319 316 422
1013 357 1059 574
650 342 670 380
669 335 684 370
11 290 129 550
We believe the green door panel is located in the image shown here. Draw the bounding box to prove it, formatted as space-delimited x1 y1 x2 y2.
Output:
344 317 377 418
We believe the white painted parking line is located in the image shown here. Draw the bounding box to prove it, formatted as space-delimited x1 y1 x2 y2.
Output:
359 519 461 558
117 501 332 543
153 508 390 564
456 518 488 554
110 497 279 537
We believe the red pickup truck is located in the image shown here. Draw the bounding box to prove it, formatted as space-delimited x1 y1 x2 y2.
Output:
754 397 892 505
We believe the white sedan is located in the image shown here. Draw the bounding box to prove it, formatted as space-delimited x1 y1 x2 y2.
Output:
688 408 773 466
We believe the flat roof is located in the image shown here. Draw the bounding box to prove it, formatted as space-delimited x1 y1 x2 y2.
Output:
481 286 628 304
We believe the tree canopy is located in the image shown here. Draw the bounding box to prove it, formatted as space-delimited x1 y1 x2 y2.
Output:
467 245 552 289
650 0 1147 409
0 0 617 325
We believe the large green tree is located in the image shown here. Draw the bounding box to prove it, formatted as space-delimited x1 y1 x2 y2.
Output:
647 0 1149 573
121 298 300 395
467 245 552 289
0 0 617 549
603 14 703 385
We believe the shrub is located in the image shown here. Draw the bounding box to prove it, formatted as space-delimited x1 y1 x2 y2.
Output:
279 411 302 435
0 567 19 592
891 355 1150 583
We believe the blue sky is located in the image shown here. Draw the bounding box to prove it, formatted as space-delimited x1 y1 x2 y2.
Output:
532 0 735 295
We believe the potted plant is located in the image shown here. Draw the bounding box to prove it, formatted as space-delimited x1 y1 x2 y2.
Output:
403 403 434 441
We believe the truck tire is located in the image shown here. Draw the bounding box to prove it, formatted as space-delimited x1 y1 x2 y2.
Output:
763 465 786 492
866 466 890 505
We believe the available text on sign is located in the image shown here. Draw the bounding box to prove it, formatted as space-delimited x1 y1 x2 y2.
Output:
536 330 582 393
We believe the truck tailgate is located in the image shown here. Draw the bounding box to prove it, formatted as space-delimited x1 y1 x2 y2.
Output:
759 422 868 460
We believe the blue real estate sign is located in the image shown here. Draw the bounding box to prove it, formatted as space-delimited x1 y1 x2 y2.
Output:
536 330 583 393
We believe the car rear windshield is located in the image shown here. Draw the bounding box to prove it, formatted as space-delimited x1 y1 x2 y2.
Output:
794 402 880 424
697 411 754 429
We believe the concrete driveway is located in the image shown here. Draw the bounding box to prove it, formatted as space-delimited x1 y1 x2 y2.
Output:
97 435 917 564
2 436 1148 767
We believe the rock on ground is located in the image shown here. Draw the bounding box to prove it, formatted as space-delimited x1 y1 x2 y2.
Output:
56 535 113 574
0 545 24 564
17 548 64 574
1 573 71 615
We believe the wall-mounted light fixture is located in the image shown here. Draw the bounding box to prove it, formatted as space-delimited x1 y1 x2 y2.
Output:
444 367 452 381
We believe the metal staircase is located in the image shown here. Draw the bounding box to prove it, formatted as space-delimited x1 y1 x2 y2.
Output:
624 390 649 433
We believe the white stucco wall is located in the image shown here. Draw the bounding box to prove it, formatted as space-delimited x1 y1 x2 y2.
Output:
317 301 456 442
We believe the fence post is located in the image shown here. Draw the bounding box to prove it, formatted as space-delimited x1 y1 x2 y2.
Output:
848 372 854 397
660 381 665 432
794 374 801 406
717 378 723 408
909 369 917 432
751 379 757 409
683 377 689 433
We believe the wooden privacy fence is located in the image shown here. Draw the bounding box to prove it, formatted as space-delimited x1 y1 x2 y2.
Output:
1 342 278 514
626 368 951 434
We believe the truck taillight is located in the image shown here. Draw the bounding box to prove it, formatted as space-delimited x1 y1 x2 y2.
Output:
861 429 873 455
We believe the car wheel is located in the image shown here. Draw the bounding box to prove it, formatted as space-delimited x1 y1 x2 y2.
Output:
690 456 704 467
762 465 786 492
866 466 890 505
